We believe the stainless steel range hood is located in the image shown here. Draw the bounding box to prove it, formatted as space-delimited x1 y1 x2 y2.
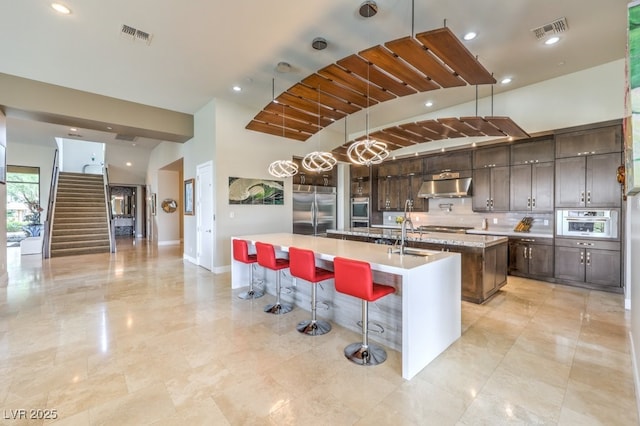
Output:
417 173 472 198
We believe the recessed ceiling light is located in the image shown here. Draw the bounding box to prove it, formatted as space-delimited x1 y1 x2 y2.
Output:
106 126 113 130
463 32 477 41
501 77 512 85
70 127 77 131
126 162 132 167
232 85 242 92
51 2 71 14
425 101 433 107
545 36 560 45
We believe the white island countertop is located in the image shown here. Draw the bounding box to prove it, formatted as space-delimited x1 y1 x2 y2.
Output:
231 233 461 380
327 228 508 248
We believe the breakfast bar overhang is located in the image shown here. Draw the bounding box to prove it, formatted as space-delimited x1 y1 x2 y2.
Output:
230 233 461 380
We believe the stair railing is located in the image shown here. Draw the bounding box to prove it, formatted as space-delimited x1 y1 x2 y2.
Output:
42 149 60 259
103 167 116 253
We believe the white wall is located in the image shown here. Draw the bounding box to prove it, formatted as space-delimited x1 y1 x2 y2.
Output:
156 170 180 243
61 139 104 173
0 110 7 286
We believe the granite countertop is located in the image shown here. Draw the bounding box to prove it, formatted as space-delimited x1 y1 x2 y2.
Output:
466 229 554 239
327 228 508 248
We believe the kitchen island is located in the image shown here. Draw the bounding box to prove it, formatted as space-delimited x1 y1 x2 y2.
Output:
327 228 509 303
230 233 461 380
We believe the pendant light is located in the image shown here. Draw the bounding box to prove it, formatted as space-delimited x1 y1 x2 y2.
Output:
347 60 389 166
268 78 298 178
302 87 337 173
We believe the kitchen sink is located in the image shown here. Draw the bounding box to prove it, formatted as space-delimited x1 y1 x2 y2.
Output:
390 247 436 257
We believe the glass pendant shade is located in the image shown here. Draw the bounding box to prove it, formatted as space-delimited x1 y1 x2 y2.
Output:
347 138 390 166
268 160 298 178
302 151 337 173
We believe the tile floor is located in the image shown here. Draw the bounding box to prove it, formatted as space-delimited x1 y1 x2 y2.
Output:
0 239 637 425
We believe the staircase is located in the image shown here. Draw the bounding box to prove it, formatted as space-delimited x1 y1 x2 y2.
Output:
50 172 111 257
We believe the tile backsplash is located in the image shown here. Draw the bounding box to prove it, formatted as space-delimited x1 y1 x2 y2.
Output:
379 197 554 234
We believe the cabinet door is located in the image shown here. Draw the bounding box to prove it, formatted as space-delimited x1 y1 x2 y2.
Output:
472 168 491 211
531 162 554 212
377 177 390 210
388 177 401 210
528 243 554 278
424 151 472 174
555 125 621 158
474 145 510 168
510 164 533 211
555 157 586 207
490 166 510 211
398 175 411 210
508 241 529 275
482 247 497 297
408 175 426 212
586 249 621 287
586 153 622 208
554 246 585 282
511 139 555 165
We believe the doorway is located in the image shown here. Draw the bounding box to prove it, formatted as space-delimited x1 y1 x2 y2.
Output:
196 161 213 270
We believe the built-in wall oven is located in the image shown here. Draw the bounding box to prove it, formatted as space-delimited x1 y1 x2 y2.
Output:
556 209 619 239
351 197 369 228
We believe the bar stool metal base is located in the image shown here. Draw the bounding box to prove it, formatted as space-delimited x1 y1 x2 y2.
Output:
297 319 331 336
238 288 264 299
344 342 387 366
264 303 293 315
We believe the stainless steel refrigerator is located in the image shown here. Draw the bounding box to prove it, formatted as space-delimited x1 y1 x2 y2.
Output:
292 185 337 236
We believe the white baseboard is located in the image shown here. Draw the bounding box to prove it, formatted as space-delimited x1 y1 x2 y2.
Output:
158 240 180 246
629 331 640 422
627 297 632 311
213 265 230 274
183 254 197 264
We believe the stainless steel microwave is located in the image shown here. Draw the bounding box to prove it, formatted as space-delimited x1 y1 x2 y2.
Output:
556 209 619 239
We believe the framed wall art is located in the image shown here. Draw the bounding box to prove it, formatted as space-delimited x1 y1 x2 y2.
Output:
228 177 284 205
184 178 194 215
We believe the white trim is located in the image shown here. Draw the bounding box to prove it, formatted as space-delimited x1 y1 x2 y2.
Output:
630 331 640 422
158 240 180 246
183 254 197 264
213 265 230 274
627 298 632 311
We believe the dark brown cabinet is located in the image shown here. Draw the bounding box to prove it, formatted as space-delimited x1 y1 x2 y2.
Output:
472 166 510 212
424 151 472 175
511 138 555 165
350 165 371 197
376 159 425 211
555 125 621 158
292 157 337 187
510 162 554 212
473 145 510 168
554 238 621 289
555 152 622 208
508 237 554 279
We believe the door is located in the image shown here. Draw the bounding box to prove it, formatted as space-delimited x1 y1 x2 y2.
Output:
554 245 585 282
531 162 554 211
472 168 491 211
508 241 529 275
490 166 510 211
586 153 622 207
555 157 586 207
314 187 336 235
586 249 621 287
528 243 554 278
196 161 214 271
292 191 315 235
509 164 532 211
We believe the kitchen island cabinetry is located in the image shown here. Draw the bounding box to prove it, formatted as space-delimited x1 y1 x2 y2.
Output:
508 237 554 279
555 152 622 208
326 228 508 304
554 238 621 290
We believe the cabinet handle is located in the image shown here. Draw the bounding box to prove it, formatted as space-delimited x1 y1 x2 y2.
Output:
527 197 531 208
576 242 595 246
532 198 536 208
486 199 490 208
580 191 585 203
523 247 528 258
586 191 591 204
490 199 494 208
580 252 584 264
586 252 591 265
529 247 533 259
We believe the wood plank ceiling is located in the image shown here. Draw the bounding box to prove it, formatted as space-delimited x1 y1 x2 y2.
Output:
246 26 528 156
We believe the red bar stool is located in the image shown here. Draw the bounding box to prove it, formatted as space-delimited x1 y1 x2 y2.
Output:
289 247 333 336
255 242 293 315
333 257 395 366
232 239 264 299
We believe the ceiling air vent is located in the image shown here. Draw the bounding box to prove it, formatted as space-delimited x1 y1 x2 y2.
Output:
115 134 137 142
120 24 153 45
531 17 568 40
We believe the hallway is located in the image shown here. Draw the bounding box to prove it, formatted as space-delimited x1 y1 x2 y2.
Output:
0 239 636 425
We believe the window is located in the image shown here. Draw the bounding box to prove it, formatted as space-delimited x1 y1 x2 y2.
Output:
6 166 41 245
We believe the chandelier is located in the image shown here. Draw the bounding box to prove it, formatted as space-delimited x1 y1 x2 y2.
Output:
268 160 299 178
347 138 389 166
302 87 337 173
268 78 299 178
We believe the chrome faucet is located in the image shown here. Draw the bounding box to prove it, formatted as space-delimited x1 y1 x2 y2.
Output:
399 199 414 254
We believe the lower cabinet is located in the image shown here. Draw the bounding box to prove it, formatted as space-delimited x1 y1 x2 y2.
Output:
409 240 508 304
508 237 554 279
554 238 621 290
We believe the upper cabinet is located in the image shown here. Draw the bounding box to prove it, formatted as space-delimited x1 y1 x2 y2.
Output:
555 125 621 158
292 157 337 187
350 165 371 197
375 159 426 211
424 151 472 175
473 145 510 169
555 153 622 208
511 138 555 165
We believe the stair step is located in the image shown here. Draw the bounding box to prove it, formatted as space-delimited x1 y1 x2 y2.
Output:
51 233 110 242
55 206 106 212
50 246 110 257
51 239 110 249
53 226 109 234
